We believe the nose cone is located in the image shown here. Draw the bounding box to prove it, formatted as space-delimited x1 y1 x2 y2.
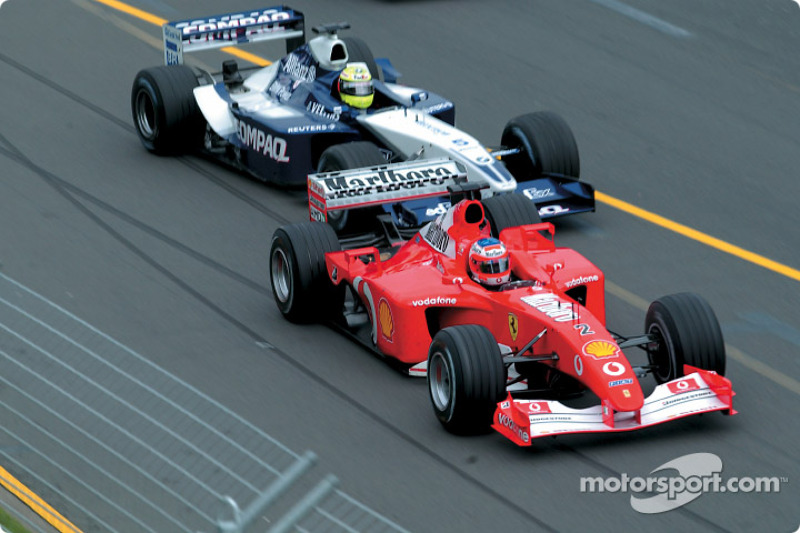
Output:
605 376 644 412
578 341 644 412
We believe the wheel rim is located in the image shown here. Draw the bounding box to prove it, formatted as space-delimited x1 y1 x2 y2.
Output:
647 323 674 382
507 128 538 173
429 351 452 412
271 248 292 304
135 91 157 140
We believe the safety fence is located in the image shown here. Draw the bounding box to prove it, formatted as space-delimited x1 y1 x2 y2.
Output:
0 272 408 533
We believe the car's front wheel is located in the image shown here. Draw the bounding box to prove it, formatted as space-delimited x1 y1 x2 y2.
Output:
428 325 507 435
482 193 542 237
645 292 726 383
500 111 580 180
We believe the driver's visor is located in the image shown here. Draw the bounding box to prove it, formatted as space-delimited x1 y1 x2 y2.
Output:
477 257 509 274
341 80 373 96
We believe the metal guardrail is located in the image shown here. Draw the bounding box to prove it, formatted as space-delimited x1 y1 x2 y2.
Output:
0 272 408 533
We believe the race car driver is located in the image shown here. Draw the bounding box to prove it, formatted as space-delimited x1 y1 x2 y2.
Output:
468 237 512 288
337 62 374 109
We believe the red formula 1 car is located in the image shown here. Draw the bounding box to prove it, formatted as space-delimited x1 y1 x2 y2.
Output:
269 159 735 445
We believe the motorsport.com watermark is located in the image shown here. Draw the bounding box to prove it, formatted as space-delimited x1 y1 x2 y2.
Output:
579 453 789 514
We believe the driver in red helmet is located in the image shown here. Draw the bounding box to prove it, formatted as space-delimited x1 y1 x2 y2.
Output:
468 237 511 288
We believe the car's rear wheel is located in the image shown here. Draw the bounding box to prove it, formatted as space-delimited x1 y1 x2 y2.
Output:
500 111 580 180
317 141 386 232
270 222 343 323
428 325 507 435
482 193 542 237
645 292 726 383
131 66 204 155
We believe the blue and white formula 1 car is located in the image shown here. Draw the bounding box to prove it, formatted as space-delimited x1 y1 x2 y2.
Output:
131 5 595 231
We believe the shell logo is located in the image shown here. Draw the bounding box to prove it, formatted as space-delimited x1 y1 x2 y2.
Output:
378 298 393 341
583 340 620 359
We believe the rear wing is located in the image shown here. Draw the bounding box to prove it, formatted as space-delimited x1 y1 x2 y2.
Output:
162 6 305 65
307 159 467 223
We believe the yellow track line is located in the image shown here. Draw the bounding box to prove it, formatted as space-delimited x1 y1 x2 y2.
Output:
221 47 272 67
92 0 165 25
0 466 83 533
596 191 800 282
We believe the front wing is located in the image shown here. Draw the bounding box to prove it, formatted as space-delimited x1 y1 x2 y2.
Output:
492 366 735 446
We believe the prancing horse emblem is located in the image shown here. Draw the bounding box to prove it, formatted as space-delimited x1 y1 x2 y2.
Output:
508 313 519 341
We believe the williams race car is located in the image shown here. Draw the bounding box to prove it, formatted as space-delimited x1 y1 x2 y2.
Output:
269 162 735 445
130 5 594 231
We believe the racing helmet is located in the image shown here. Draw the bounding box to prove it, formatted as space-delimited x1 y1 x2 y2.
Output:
468 237 511 287
337 63 374 109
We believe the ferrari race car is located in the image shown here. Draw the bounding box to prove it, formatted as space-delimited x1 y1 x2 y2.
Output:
130 6 594 230
269 161 735 445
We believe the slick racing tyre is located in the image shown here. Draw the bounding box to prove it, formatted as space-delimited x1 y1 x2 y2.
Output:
342 37 383 82
645 292 726 384
131 65 204 155
427 325 507 435
270 222 343 323
317 141 386 232
482 193 542 237
500 111 580 180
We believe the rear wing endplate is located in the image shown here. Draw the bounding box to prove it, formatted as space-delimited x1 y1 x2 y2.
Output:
308 158 466 223
163 6 305 65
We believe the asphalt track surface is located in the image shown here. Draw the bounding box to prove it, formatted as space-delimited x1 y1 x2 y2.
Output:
0 0 799 532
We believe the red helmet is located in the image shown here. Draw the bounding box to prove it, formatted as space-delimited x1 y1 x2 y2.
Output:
468 237 511 286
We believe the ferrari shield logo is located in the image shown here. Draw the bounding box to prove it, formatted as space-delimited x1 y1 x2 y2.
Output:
508 313 519 341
